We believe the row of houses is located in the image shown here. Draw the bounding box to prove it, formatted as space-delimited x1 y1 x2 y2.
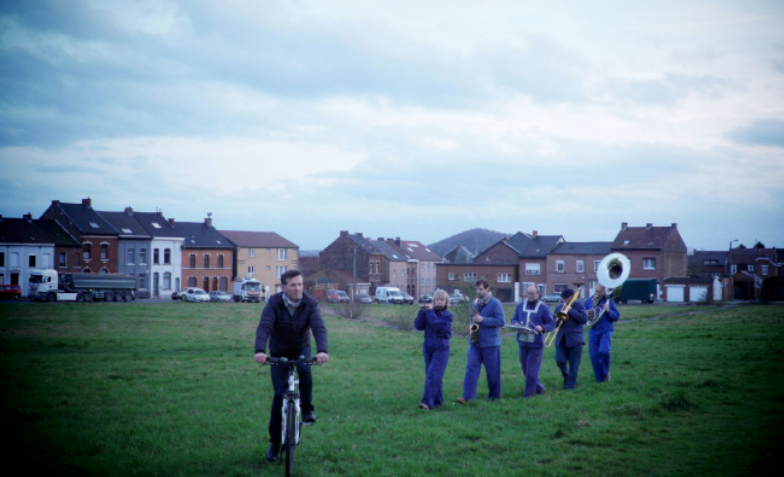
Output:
688 244 784 300
0 198 299 298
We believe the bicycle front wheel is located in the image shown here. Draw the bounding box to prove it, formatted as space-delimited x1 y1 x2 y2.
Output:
285 400 297 477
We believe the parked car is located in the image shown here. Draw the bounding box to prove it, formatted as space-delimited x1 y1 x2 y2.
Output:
401 292 415 304
355 293 373 304
336 290 350 303
209 291 232 303
418 295 433 304
375 286 405 304
448 295 466 305
172 287 198 300
185 288 210 303
0 284 22 300
324 290 341 303
542 293 562 304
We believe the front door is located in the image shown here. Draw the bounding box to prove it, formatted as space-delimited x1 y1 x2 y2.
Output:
153 272 160 297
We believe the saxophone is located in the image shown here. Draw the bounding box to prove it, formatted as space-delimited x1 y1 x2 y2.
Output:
469 298 479 345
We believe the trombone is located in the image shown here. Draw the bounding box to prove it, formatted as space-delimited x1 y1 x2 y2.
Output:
544 286 582 349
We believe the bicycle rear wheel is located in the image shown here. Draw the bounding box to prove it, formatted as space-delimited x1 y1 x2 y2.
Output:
285 400 296 477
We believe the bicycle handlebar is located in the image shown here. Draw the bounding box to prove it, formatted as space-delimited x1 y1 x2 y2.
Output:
262 356 319 366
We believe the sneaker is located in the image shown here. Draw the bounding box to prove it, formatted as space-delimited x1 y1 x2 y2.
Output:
419 403 430 410
303 412 317 424
455 397 468 404
265 443 280 463
604 373 611 382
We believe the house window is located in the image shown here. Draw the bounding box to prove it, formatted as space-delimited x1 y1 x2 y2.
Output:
277 248 288 261
448 272 456 281
127 248 135 264
525 263 540 276
249 248 255 258
643 258 656 270
189 254 196 268
188 276 197 287
576 260 585 273
248 265 255 274
0 252 4 267
153 248 160 264
553 284 567 294
747 265 754 272
762 265 769 276
100 268 109 274
139 248 147 265
83 244 92 260
204 254 210 268
164 248 171 264
463 272 476 282
213 277 218 291
29 254 36 267
203 276 210 292
594 260 601 272
163 272 171 289
220 277 228 291
276 265 287 278
731 265 737 274
58 253 66 267
10 252 19 267
218 254 224 268
497 273 511 283
101 244 108 260
556 260 565 273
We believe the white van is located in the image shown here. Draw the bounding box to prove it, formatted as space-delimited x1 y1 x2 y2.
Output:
375 286 405 304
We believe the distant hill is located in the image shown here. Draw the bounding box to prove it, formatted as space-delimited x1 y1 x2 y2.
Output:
428 228 510 257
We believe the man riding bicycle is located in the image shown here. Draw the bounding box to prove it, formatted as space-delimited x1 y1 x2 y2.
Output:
254 270 329 462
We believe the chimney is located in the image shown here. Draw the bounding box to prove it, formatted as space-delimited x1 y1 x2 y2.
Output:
23 212 32 221
124 206 133 215
395 237 401 246
169 218 175 227
340 230 349 238
533 230 538 238
357 232 363 238
205 216 213 227
646 223 652 229
378 237 384 241
671 223 677 229
52 200 60 206
621 222 628 230
82 197 92 207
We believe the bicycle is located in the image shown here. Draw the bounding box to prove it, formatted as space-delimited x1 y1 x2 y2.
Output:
263 356 318 477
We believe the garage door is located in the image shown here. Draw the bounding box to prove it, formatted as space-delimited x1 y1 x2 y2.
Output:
666 285 684 302
690 286 708 302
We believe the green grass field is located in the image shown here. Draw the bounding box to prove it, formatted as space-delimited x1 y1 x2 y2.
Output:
1 301 782 476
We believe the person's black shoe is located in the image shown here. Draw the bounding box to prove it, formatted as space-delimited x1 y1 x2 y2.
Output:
265 443 280 463
303 412 317 424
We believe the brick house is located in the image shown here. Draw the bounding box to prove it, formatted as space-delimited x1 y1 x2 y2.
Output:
546 241 612 299
368 238 408 291
132 211 184 298
220 230 299 295
319 231 385 295
728 245 781 300
99 209 154 298
442 245 475 264
39 198 120 274
506 231 564 298
377 237 442 298
175 217 234 293
611 222 687 299
436 263 519 302
33 218 81 275
688 250 728 279
0 214 56 296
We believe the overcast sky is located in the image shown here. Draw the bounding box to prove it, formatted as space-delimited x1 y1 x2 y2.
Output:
1 0 783 251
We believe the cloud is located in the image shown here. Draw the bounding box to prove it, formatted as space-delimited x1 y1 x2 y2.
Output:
601 72 735 105
727 119 784 148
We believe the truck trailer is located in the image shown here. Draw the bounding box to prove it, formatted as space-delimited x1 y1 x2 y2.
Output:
29 269 138 302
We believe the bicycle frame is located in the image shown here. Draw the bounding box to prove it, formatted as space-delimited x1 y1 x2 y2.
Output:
265 356 316 446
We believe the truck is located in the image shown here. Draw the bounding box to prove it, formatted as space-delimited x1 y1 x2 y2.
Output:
232 276 263 303
617 278 657 304
29 269 138 302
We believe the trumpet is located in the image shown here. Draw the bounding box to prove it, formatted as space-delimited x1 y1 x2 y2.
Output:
469 298 479 345
544 286 582 349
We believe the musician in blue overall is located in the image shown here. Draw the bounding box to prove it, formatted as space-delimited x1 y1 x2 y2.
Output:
584 283 620 382
553 288 588 389
414 290 453 410
511 285 555 398
456 279 506 403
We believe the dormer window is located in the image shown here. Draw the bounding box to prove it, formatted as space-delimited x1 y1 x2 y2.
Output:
152 223 162 229
122 228 132 234
623 240 630 245
89 222 100 229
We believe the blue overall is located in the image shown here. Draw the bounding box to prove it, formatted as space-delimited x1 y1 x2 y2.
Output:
462 296 505 401
511 299 555 397
584 296 620 382
553 300 587 389
414 307 453 408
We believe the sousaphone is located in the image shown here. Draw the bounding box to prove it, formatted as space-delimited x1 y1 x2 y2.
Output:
588 253 631 327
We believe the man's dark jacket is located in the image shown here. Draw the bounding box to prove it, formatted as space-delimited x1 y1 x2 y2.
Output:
255 292 328 358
